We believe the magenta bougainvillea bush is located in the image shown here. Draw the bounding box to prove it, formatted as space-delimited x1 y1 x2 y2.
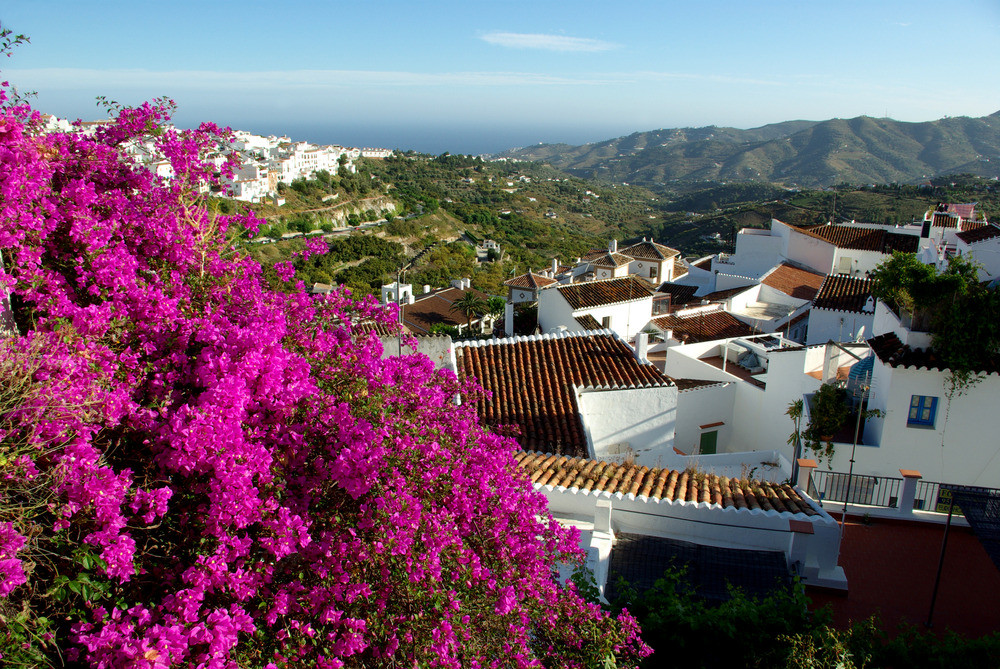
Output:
0 70 648 667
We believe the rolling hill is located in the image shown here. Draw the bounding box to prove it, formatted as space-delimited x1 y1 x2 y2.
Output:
498 112 1000 188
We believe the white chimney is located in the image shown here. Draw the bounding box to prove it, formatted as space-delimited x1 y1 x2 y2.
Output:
635 332 649 363
551 258 559 275
424 284 431 294
463 277 471 289
451 279 463 290
609 239 618 253
504 301 514 336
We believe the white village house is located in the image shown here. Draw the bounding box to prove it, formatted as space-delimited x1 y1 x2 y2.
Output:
537 276 654 341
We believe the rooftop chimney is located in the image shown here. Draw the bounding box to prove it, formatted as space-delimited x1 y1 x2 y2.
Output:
609 239 618 253
551 258 559 275
635 332 649 363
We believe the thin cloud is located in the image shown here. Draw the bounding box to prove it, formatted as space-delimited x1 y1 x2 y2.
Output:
480 32 617 52
634 71 783 87
5 67 617 90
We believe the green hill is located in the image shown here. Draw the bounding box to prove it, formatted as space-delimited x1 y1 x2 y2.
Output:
499 112 1000 188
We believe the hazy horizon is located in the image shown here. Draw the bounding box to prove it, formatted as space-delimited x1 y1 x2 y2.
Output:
4 0 1000 155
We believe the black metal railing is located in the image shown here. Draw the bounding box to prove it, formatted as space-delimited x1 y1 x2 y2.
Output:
808 470 902 508
808 471 1000 515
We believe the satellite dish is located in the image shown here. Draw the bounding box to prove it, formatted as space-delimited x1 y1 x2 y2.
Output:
855 325 866 342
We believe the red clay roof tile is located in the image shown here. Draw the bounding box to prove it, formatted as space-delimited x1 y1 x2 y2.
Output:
504 272 558 290
800 225 919 253
956 224 1000 245
456 332 670 456
554 276 653 310
651 309 754 343
515 451 816 514
622 240 681 261
867 332 1000 374
813 275 874 313
591 252 633 268
401 287 490 335
761 263 827 301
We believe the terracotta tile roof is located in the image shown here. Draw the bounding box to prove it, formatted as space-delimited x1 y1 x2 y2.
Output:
801 225 919 253
761 263 827 301
575 314 603 331
555 276 654 310
504 272 558 290
515 451 816 515
673 257 688 279
883 232 920 253
812 275 874 313
947 203 977 220
868 332 1000 373
868 332 1000 374
456 332 670 456
867 332 1000 374
591 251 633 268
692 256 714 270
622 240 681 261
580 248 607 262
701 285 754 302
657 283 700 309
401 287 491 335
651 309 754 343
956 224 1000 245
868 332 945 370
932 212 959 228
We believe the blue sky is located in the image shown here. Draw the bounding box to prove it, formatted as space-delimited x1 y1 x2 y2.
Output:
4 1 1000 154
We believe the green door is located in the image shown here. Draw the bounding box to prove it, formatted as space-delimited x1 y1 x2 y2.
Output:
699 431 718 455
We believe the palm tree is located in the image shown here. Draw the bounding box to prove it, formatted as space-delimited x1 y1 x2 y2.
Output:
451 292 487 330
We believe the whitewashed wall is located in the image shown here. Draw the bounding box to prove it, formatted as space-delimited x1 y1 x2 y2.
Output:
537 288 578 333
806 308 875 346
537 482 846 590
509 288 537 304
785 229 837 275
672 382 738 455
830 248 891 277
724 228 785 279
855 358 1000 488
576 298 654 341
578 385 678 466
957 237 1000 280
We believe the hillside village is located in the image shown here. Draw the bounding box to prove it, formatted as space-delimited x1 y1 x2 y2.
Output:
40 114 393 206
372 200 1000 611
17 115 1000 638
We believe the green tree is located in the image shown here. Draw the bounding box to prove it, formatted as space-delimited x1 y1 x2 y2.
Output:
451 292 487 329
871 253 1000 394
487 295 506 319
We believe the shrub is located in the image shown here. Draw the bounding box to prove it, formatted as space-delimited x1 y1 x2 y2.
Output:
0 89 649 666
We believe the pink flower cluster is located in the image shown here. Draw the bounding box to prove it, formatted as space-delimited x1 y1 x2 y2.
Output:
0 87 650 667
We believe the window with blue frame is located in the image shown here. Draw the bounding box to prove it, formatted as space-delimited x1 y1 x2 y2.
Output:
907 395 938 427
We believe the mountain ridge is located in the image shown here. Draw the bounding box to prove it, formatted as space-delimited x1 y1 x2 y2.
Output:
498 112 1000 188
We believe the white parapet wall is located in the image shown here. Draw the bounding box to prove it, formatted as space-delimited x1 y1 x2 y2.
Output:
538 480 847 592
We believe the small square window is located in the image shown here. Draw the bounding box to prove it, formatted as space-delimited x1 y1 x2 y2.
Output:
601 316 611 329
907 395 938 427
